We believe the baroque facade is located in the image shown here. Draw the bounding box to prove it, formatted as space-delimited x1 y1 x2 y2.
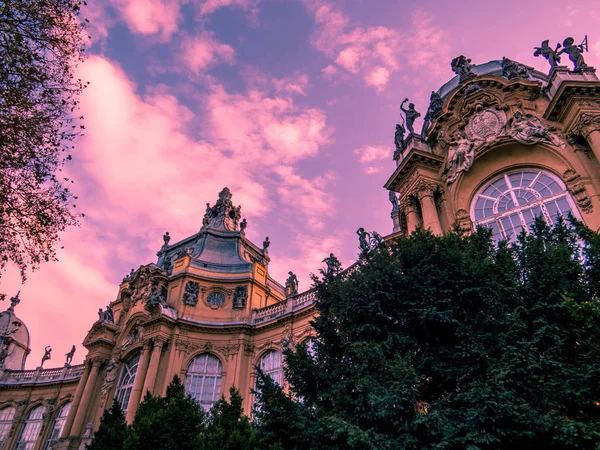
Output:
1 47 600 449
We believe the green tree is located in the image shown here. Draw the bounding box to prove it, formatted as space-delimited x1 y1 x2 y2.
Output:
256 220 600 449
86 398 128 450
0 0 88 290
124 376 205 450
203 386 257 450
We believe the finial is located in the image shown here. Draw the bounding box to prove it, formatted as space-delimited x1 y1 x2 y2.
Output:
262 237 270 253
8 292 20 311
163 231 171 247
240 218 247 234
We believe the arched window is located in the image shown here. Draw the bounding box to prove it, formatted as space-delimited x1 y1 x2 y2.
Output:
472 169 580 241
259 350 283 386
15 405 45 450
0 407 15 447
185 354 222 412
114 352 140 413
44 402 71 449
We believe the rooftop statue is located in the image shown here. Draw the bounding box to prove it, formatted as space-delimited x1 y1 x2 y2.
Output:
389 191 400 213
263 236 270 254
451 55 474 81
427 91 444 119
97 304 114 323
501 57 530 80
41 346 51 367
394 123 405 156
508 111 565 148
162 231 170 247
441 130 475 185
65 345 75 365
285 271 299 297
202 188 243 231
533 40 561 68
322 253 339 277
557 36 588 71
240 218 247 233
400 98 421 135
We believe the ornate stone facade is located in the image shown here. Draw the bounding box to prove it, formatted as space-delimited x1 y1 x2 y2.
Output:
2 52 600 450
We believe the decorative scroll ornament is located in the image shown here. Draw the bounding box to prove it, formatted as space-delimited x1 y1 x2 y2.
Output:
501 57 530 80
183 281 200 306
508 111 565 148
233 285 248 308
465 108 506 143
563 169 593 213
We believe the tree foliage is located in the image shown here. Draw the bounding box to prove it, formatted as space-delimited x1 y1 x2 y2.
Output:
255 219 600 450
0 0 88 288
86 399 128 450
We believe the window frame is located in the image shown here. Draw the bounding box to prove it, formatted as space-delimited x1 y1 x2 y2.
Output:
15 405 45 450
470 168 580 241
44 402 71 450
184 353 223 413
0 406 15 447
114 352 141 413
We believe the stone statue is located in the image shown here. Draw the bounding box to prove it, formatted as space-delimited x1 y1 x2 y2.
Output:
240 218 247 233
162 231 171 247
98 305 114 323
123 321 144 348
357 228 370 255
394 123 405 154
183 281 200 306
322 253 338 277
501 57 530 80
162 256 172 274
202 203 211 227
557 37 587 71
428 91 444 119
147 284 167 308
400 99 421 135
442 130 475 185
389 191 399 212
534 40 561 67
41 346 52 367
101 358 118 395
65 345 76 365
509 111 565 147
451 55 474 80
285 272 299 297
263 237 270 253
233 285 248 309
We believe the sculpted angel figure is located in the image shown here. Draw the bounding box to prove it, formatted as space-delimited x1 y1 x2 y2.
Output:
509 111 564 147
557 37 587 71
533 40 561 67
442 130 475 185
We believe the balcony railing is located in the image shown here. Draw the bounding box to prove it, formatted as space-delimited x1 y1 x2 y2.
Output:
0 364 84 386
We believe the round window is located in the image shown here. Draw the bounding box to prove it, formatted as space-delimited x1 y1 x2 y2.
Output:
206 292 226 307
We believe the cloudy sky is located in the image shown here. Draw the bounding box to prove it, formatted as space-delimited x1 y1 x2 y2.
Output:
2 0 600 368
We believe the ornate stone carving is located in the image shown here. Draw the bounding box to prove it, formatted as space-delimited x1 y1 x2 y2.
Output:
463 82 482 98
389 191 400 213
427 91 444 120
465 108 506 143
534 40 561 68
175 339 199 357
569 113 600 140
501 57 530 80
97 304 114 324
122 321 145 349
243 344 255 356
455 209 474 233
206 291 226 307
233 285 248 308
202 187 242 231
216 344 240 359
440 131 475 185
400 98 421 135
403 196 419 215
183 281 200 306
162 256 172 275
451 55 475 81
563 169 593 213
147 283 168 308
509 111 565 147
100 358 118 403
239 218 247 234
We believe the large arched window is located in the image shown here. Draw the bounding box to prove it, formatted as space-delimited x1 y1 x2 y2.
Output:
114 352 140 413
44 402 71 449
185 354 222 412
0 407 15 447
15 405 45 450
472 169 579 241
259 350 283 386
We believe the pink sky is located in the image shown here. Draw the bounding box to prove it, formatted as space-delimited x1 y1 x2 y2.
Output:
2 0 600 368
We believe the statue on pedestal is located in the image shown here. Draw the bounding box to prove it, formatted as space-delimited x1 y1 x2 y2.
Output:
400 99 421 135
41 346 52 367
65 345 76 365
285 272 299 297
533 40 561 68
557 37 588 71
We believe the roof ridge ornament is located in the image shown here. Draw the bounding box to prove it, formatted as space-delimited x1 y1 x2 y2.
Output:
534 36 589 72
201 187 243 232
451 55 475 83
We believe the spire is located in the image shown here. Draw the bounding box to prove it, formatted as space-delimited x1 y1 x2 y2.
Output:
7 291 20 312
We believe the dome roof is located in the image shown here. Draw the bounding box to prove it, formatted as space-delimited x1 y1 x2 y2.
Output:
0 293 31 370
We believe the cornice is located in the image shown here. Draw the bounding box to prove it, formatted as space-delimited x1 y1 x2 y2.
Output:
384 150 444 192
544 82 600 122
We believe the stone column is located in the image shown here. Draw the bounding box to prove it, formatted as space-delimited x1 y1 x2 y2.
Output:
417 184 443 235
125 341 152 423
572 113 600 162
69 358 102 437
404 197 420 235
142 338 166 396
60 361 91 439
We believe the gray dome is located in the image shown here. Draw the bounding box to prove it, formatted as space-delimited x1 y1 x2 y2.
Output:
0 293 30 370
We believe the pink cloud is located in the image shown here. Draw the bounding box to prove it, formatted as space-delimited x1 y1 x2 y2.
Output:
196 0 260 16
180 31 236 75
353 145 389 163
110 0 183 41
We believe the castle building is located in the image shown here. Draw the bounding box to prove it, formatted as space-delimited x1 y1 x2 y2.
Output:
1 46 599 449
